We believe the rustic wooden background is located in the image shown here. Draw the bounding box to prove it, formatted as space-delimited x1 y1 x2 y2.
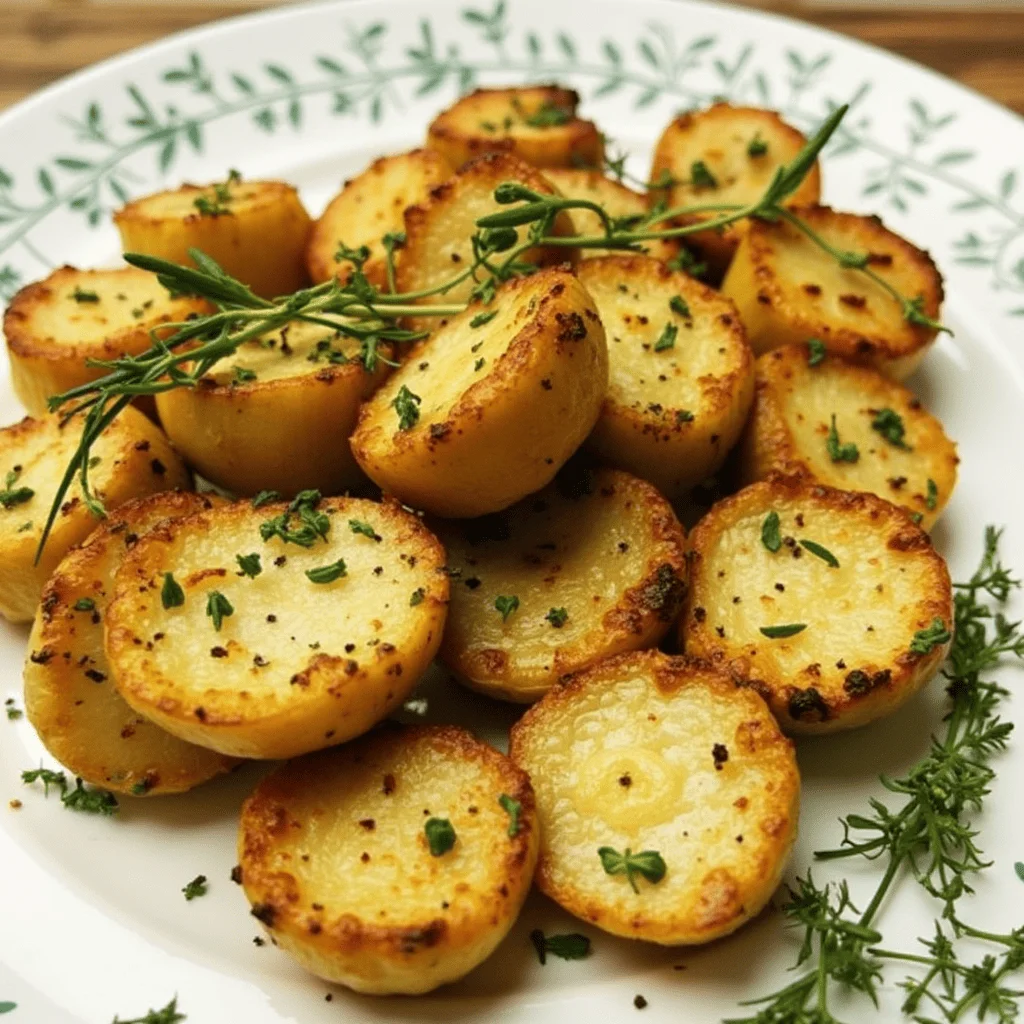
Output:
1 1 1022 117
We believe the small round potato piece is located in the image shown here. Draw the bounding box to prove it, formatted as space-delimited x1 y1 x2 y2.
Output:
440 466 687 703
650 104 820 278
3 266 209 417
578 255 754 502
306 149 453 288
155 318 390 497
395 152 576 331
0 408 190 623
721 206 944 380
351 267 607 518
238 724 539 994
104 496 448 758
24 491 238 795
509 650 799 945
114 177 311 299
738 344 958 529
542 169 679 264
681 476 953 734
426 86 603 171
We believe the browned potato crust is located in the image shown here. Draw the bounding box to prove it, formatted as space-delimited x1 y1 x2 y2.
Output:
427 86 603 170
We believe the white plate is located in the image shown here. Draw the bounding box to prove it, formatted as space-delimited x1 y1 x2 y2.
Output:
1 1 1023 1021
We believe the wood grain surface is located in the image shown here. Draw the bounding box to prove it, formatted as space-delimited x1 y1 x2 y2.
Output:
1 1 1022 117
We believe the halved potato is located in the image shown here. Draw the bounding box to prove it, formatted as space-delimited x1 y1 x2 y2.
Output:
509 650 799 944
439 466 687 703
0 407 190 623
395 152 576 331
737 344 958 529
114 175 311 299
104 495 448 758
721 205 944 380
426 86 603 171
23 491 238 795
238 724 538 994
3 266 209 418
577 255 755 502
351 267 607 518
306 149 453 289
155 317 390 497
542 168 679 263
650 104 820 278
680 475 953 734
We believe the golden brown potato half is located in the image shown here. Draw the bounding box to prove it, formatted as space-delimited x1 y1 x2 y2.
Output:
351 267 607 518
3 266 209 418
238 724 538 994
23 491 239 795
577 255 755 502
114 175 311 299
426 85 603 171
439 465 687 702
721 205 944 380
306 149 453 289
509 650 799 944
395 152 576 331
542 168 679 263
0 408 190 623
155 318 390 498
650 103 820 278
738 344 958 529
104 495 448 758
681 475 953 734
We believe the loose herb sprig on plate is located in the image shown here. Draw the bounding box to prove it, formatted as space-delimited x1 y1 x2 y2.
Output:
729 526 1024 1024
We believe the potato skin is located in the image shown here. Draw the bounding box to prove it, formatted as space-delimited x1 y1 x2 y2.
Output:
306 149 453 288
721 205 944 380
23 491 238 795
114 179 311 299
737 344 958 529
238 724 539 994
427 86 603 170
650 104 820 279
155 319 390 497
509 650 799 944
439 466 687 702
577 255 755 501
0 408 190 623
3 266 209 418
104 496 448 758
681 475 953 734
351 267 608 518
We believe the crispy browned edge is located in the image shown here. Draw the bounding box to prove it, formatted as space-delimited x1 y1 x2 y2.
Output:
237 723 537 956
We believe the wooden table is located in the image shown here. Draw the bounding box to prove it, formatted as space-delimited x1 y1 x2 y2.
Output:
1 1 1022 117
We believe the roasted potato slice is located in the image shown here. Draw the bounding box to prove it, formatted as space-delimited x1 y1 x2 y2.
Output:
155 317 390 497
114 174 311 299
23 491 238 795
306 149 453 289
395 152 576 331
650 104 820 278
439 466 687 703
0 408 190 623
721 205 944 379
681 476 953 734
238 725 538 994
3 265 209 418
577 255 755 502
352 267 607 518
426 86 603 171
104 495 448 758
738 344 958 529
542 168 679 263
509 650 799 944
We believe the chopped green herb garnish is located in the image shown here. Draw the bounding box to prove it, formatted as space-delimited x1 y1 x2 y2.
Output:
182 875 208 901
425 816 456 856
251 490 280 509
498 793 522 836
470 309 498 328
392 385 421 431
748 133 768 157
0 468 34 510
110 996 185 1024
530 929 591 964
495 595 520 621
666 247 707 278
74 597 96 612
474 357 485 371
926 478 938 511
260 490 330 548
545 606 568 628
690 160 718 188
523 101 572 128
654 323 677 352
807 338 826 366
305 559 347 584
22 767 66 794
5 699 22 721
232 366 257 384
598 847 667 893
206 591 234 631
236 553 262 578
760 623 807 639
761 511 781 553
871 407 911 449
826 414 859 463
410 587 426 607
161 572 185 609
70 286 100 303
799 539 840 568
676 409 694 424
669 295 691 319
909 617 951 655
62 777 118 815
194 169 241 216
349 519 381 541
